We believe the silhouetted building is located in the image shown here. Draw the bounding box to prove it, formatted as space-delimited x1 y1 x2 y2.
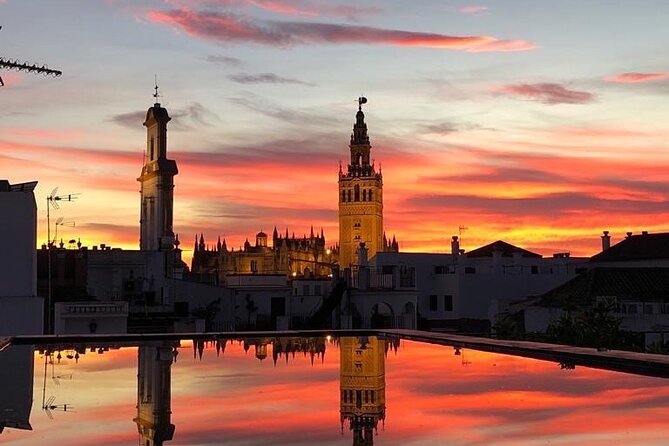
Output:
138 97 178 252
0 180 43 335
340 336 386 446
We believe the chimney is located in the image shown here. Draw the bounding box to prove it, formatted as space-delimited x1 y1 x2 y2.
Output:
626 232 633 239
601 230 611 251
451 236 460 256
642 230 649 235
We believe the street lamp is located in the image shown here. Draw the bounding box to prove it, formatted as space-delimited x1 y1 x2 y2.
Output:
46 187 79 334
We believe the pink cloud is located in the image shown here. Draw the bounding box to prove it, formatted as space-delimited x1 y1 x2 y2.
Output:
604 72 669 84
459 5 488 14
494 82 595 105
147 7 535 52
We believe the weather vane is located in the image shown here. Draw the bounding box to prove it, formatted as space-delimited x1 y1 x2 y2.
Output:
153 74 160 103
358 96 367 111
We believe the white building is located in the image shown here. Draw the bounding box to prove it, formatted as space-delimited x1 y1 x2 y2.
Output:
372 237 587 330
0 180 43 336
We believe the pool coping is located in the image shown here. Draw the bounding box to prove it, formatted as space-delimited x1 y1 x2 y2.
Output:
5 329 669 378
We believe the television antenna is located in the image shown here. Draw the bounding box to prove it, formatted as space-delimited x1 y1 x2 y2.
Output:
54 217 76 246
43 396 73 420
0 26 62 87
46 187 80 334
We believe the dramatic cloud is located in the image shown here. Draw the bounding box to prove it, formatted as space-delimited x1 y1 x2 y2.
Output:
227 72 315 86
109 103 219 130
147 8 535 52
604 72 669 84
494 83 595 105
459 5 488 14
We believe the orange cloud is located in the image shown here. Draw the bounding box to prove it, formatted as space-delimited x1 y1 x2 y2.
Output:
604 72 669 84
494 83 595 104
147 7 535 52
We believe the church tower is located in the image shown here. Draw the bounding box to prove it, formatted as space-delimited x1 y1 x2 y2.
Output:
340 336 386 446
339 98 383 268
138 87 178 251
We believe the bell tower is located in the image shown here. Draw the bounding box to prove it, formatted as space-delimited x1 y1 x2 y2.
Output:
138 85 178 251
338 98 384 268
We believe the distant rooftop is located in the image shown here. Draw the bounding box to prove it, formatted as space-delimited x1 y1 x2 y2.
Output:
0 180 37 192
536 267 669 308
466 240 542 258
591 232 669 262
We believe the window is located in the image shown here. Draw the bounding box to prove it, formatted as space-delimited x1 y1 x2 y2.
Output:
434 266 448 274
149 137 154 160
348 190 352 201
368 190 373 201
531 265 538 275
429 294 438 311
342 190 346 202
354 185 360 201
362 189 367 201
444 295 453 311
250 260 257 273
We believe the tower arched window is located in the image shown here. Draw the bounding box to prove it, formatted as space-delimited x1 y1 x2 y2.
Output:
368 190 373 201
342 190 346 202
354 185 360 201
362 189 367 201
347 190 352 202
149 137 155 160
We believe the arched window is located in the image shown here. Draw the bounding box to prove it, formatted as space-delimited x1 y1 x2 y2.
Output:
342 190 346 202
347 190 352 202
354 185 360 201
368 189 373 201
362 189 367 201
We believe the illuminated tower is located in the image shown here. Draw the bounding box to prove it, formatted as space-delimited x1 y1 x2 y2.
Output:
340 336 386 446
138 87 178 251
339 98 384 268
134 342 176 446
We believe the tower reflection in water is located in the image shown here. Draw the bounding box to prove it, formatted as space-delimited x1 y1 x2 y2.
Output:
134 341 178 446
0 336 394 445
340 336 386 446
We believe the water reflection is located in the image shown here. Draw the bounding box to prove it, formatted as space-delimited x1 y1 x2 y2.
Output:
1 336 669 445
340 336 386 446
0 345 34 433
135 342 178 446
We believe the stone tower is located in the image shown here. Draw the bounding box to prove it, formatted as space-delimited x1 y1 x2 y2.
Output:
138 89 178 251
338 98 383 268
340 336 386 446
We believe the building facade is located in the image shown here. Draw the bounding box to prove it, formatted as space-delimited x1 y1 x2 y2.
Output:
191 228 337 282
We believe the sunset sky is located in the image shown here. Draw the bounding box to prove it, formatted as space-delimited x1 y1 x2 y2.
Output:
3 1 669 264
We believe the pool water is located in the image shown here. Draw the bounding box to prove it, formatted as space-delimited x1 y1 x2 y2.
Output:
1 336 669 445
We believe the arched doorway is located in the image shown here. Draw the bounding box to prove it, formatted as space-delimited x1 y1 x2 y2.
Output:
371 302 394 328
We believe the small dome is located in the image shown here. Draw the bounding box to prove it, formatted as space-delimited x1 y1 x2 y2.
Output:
257 231 267 238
